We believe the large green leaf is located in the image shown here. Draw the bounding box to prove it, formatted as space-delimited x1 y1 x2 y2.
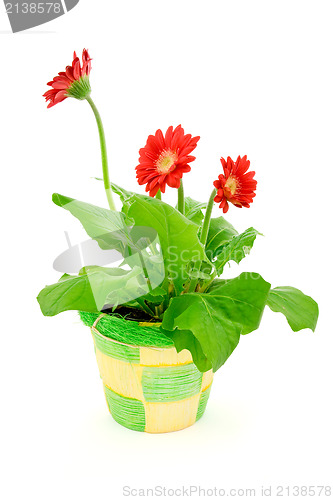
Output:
267 286 319 332
52 193 132 254
124 194 206 293
213 227 261 275
162 272 271 372
37 266 146 316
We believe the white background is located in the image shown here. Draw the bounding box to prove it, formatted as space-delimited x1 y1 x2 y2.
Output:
1 1 332 499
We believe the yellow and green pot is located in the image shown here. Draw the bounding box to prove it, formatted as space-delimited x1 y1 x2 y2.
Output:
80 312 213 433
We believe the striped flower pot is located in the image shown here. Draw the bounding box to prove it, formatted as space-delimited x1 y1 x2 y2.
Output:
91 322 213 433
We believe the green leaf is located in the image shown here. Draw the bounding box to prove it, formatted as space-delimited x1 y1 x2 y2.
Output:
124 194 206 293
162 272 271 372
140 286 168 305
110 182 135 202
267 286 319 332
213 227 261 275
177 197 207 225
205 216 239 260
161 327 212 372
37 266 146 317
148 286 167 297
52 193 132 254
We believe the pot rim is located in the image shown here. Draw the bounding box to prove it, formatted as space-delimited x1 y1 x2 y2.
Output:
91 313 173 351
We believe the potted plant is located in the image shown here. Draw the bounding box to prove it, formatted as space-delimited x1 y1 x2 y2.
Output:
38 49 319 433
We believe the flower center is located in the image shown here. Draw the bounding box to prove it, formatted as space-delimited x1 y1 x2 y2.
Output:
224 176 238 196
155 150 178 174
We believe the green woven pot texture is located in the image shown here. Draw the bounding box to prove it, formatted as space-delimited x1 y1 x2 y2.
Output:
80 311 213 433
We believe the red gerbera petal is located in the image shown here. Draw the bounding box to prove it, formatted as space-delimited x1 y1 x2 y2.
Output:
135 125 200 197
213 155 257 213
43 49 92 108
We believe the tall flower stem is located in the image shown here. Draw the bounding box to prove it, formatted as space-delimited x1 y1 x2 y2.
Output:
177 179 185 214
155 190 162 200
187 188 216 293
86 96 116 211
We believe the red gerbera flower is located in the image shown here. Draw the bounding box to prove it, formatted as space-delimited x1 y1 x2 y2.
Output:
136 125 200 197
43 49 92 108
213 155 257 213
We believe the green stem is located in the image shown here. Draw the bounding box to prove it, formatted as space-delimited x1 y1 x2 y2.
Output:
177 179 185 214
86 96 116 211
138 253 153 294
155 304 164 319
155 190 162 200
187 188 216 293
199 188 216 245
